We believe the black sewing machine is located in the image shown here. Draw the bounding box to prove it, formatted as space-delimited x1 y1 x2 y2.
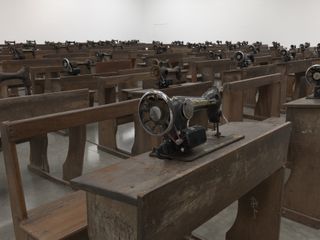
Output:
280 48 295 62
0 67 31 95
151 60 184 89
138 87 244 160
209 50 223 60
234 51 254 68
95 51 112 61
5 41 25 60
306 64 320 98
62 58 94 75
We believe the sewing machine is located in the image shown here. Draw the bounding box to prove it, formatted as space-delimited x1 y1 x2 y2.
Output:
305 64 320 98
0 67 31 95
138 87 244 160
62 58 94 75
234 51 254 68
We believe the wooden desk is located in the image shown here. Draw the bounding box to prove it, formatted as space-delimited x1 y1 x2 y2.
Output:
72 121 291 240
283 97 320 229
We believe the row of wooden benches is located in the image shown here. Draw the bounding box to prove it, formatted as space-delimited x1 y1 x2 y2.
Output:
0 71 307 240
1 46 319 239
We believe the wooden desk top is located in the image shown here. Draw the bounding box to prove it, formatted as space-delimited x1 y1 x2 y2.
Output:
285 97 320 108
71 121 291 206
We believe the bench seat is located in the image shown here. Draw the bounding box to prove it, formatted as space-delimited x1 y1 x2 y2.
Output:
20 191 87 240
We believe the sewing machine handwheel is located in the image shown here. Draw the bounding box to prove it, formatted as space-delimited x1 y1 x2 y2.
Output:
235 51 244 61
306 64 320 85
62 58 72 72
138 90 174 136
280 49 287 56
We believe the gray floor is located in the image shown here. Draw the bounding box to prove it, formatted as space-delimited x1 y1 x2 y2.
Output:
0 122 319 240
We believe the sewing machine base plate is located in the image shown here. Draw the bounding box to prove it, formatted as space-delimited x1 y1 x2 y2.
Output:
152 133 244 162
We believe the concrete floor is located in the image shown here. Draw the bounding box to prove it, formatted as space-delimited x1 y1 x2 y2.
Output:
1 122 319 240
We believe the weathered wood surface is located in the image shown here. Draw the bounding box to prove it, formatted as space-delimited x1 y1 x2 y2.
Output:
189 59 236 82
71 121 291 240
0 89 89 122
20 191 88 240
95 60 132 73
1 59 62 72
122 82 212 99
1 100 142 240
29 66 64 93
0 89 90 179
222 74 281 121
283 97 320 229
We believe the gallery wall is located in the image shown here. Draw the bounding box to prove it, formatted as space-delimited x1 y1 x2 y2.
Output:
1 0 319 47
0 0 144 43
142 0 319 47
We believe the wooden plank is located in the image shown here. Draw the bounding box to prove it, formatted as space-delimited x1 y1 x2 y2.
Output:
95 60 132 73
1 124 28 239
4 99 139 142
0 89 90 173
63 126 86 181
226 168 284 240
71 122 291 202
20 191 87 240
87 192 137 240
222 90 244 121
71 122 291 240
223 73 281 92
138 123 290 240
2 59 62 72
0 89 90 122
283 98 320 228
97 72 157 86
284 59 316 74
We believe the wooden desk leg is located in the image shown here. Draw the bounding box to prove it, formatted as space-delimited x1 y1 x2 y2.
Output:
283 109 320 229
98 119 117 151
89 91 95 107
118 83 127 101
222 90 243 122
0 85 8 98
254 82 280 119
226 168 284 240
292 73 307 100
63 126 86 181
29 134 49 172
44 73 53 93
131 114 161 155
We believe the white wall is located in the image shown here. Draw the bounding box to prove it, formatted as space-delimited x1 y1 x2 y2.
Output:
1 0 319 47
0 0 144 43
141 0 320 47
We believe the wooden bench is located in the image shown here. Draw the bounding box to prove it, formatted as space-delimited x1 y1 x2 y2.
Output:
19 191 87 240
96 72 157 104
29 66 64 93
1 98 146 239
0 89 90 182
2 98 291 240
280 59 320 100
189 59 237 82
222 73 281 121
222 64 282 108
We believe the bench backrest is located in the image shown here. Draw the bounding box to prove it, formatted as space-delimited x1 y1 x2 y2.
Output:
222 73 281 121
